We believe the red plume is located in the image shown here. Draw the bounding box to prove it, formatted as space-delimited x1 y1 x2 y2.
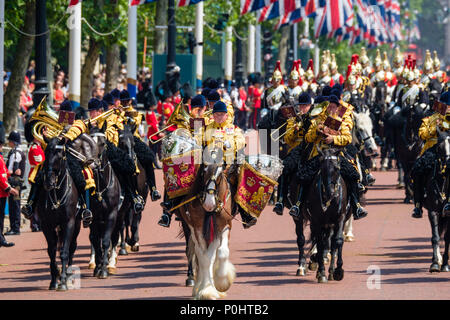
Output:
346 64 352 81
307 59 314 72
412 59 416 70
275 60 282 72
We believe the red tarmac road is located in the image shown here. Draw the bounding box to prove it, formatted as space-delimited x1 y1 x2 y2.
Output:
0 168 448 300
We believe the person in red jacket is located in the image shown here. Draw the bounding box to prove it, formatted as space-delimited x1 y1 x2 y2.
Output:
146 104 163 168
27 138 45 232
0 128 19 247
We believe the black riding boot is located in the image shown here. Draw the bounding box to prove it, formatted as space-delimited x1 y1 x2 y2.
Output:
80 189 93 228
411 175 424 219
21 182 37 220
273 175 285 215
348 181 368 220
134 138 161 201
239 206 257 229
158 192 173 227
289 184 305 219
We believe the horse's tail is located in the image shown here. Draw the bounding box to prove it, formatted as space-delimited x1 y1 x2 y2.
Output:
203 211 218 247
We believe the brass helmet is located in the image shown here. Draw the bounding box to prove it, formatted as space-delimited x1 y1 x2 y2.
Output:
433 50 441 71
360 47 370 66
413 59 421 79
305 59 315 81
406 60 417 82
273 60 283 83
330 53 338 71
393 47 403 66
402 59 411 79
346 64 356 86
289 60 300 81
320 52 329 73
374 49 382 68
423 49 433 73
382 51 390 71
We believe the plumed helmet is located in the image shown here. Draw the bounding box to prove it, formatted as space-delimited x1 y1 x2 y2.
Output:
382 51 390 71
374 49 382 67
433 50 441 70
289 61 300 81
360 48 370 66
273 60 283 82
423 50 433 72
393 47 403 65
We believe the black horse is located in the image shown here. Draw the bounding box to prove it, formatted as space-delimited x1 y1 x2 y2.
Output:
388 104 426 202
304 148 351 283
422 128 450 273
36 137 81 291
114 122 149 255
88 127 121 278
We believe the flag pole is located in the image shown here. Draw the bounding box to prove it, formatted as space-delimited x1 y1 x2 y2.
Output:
224 26 233 91
194 0 203 90
248 22 255 74
0 0 4 123
68 1 81 109
143 17 148 68
127 4 138 99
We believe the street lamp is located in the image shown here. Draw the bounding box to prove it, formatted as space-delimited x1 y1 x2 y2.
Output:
33 0 50 108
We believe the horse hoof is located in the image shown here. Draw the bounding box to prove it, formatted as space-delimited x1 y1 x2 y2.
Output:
333 268 344 281
107 267 117 275
440 265 450 272
49 282 57 290
56 283 68 291
98 270 108 279
403 197 411 204
93 267 101 278
185 278 195 287
317 275 328 283
328 273 334 281
88 262 96 270
308 262 318 271
131 244 139 252
344 235 355 242
296 267 306 276
118 248 128 256
429 263 441 273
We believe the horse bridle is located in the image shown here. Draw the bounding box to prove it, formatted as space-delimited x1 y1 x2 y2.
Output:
45 145 72 210
201 165 230 213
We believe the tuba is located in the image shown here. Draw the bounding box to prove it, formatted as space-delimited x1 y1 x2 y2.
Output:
29 97 64 148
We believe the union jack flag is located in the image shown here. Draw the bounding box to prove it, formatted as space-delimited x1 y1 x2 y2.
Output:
178 0 206 6
129 0 157 6
241 0 277 15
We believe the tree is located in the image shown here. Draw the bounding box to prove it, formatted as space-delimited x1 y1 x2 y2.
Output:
3 0 36 132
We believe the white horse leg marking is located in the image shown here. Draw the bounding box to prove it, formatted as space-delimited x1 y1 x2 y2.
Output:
107 245 118 274
344 216 355 242
193 230 221 300
88 244 96 269
213 227 235 294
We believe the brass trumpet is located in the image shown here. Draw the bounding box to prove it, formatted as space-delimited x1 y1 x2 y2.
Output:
271 118 303 142
149 102 192 144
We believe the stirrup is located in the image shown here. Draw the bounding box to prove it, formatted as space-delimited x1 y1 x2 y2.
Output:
82 209 93 228
442 202 450 218
151 189 161 202
412 206 423 219
273 202 284 215
289 204 301 218
21 204 33 220
353 205 368 220
158 213 171 228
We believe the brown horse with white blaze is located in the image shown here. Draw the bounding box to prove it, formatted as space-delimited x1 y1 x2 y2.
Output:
177 162 236 300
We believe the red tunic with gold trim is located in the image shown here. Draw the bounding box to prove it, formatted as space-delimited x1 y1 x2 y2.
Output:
28 142 45 183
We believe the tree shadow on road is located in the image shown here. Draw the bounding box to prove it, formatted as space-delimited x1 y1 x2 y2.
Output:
0 286 45 293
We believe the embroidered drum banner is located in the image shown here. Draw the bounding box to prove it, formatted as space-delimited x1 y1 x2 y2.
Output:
163 150 201 199
235 161 278 218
